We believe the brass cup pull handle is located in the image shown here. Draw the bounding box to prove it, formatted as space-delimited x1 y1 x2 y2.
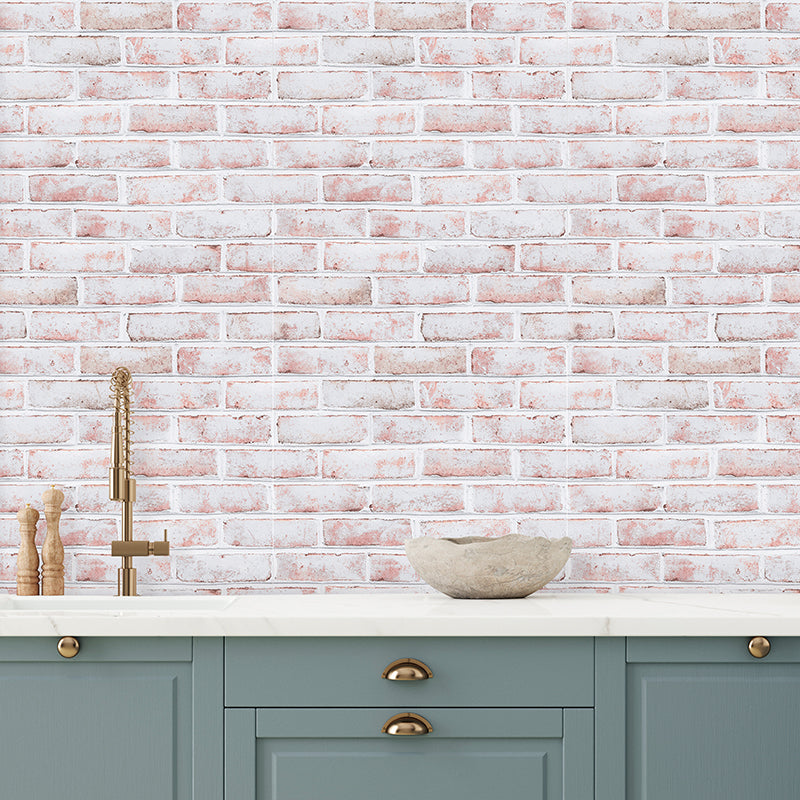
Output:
57 636 80 659
381 658 433 681
748 636 771 659
382 712 433 736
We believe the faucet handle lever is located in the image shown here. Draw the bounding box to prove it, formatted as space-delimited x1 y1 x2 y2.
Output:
149 529 169 556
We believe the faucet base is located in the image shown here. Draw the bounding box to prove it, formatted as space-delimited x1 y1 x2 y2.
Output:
118 566 137 597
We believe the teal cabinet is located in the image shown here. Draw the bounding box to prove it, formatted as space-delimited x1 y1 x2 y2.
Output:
626 638 800 800
224 638 594 800
0 637 222 800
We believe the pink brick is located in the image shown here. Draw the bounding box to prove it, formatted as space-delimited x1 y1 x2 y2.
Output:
176 553 267 583
323 36 414 65
422 175 512 204
669 346 758 374
178 2 272 30
520 449 611 479
664 210 759 238
719 449 800 477
126 36 220 65
0 209 71 238
665 484 758 512
717 175 800 204
471 209 565 238
324 380 414 409
228 380 317 410
179 70 271 99
472 414 565 443
228 311 319 340
521 243 613 273
715 381 800 409
371 139 465 168
572 71 661 100
278 346 368 374
29 105 120 135
573 3 662 29
665 139 758 168
668 70 758 99
523 380 613 409
573 414 662 444
473 484 561 513
374 414 464 443
0 3 75 29
423 245 512 274
80 346 171 374
618 518 707 546
323 105 414 135
571 208 660 238
767 3 800 29
82 276 175 305
275 553 366 583
131 244 220 273
617 105 709 135
130 105 217 133
664 555 758 583
224 174 315 203
473 70 565 99
372 484 464 513
30 312 118 341
768 415 800 441
767 211 800 238
278 415 367 444
182 275 270 304
35 174 118 204
618 379 707 409
472 346 565 375
472 2 564 29
0 414 72 444
0 312 25 338
767 486 800 513
570 140 662 168
278 209 365 238
618 449 709 479
422 312 514 341
76 210 170 238
424 448 510 477
570 484 662 512
573 346 662 374
31 242 124 272
226 105 316 134
324 174 411 203
177 483 270 513
0 70 71 99
569 554 660 583
279 2 368 28
226 449 317 479
376 3 466 29
0 243 24 271
374 270 469 305
324 518 411 547
718 36 800 64
77 140 170 168
128 312 220 341
374 70 463 99
619 242 712 273
180 140 270 169
79 70 170 99
325 312 415 341
766 72 800 99
371 210 466 238
424 104 511 132
176 209 271 239
668 414 758 443
1 347 73 375
420 36 513 65
618 174 706 203
476 275 563 303
670 2 759 29
228 243 315 273
177 346 271 375
128 174 218 205
29 34 120 64
717 312 800 341
227 36 318 65
521 106 611 134
521 312 614 340
279 70 368 99
278 276 369 305
719 104 800 132
617 311 708 342
0 107 24 133
716 520 796 549
519 173 612 203
420 380 515 409
671 276 762 304
327 242 417 273
521 36 612 64
323 449 414 479
618 35 708 64
81 3 171 29
771 276 800 303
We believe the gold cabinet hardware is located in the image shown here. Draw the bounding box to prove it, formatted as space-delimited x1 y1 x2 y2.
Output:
381 712 433 736
57 636 80 659
748 636 771 659
381 658 433 681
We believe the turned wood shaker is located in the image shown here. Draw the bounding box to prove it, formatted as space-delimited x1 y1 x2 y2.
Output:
41 485 65 596
16 504 40 596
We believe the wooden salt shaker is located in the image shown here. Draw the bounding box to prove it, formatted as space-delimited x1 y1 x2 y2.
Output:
41 485 65 596
16 504 40 596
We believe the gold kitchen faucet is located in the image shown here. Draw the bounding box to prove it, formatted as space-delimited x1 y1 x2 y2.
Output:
109 367 169 596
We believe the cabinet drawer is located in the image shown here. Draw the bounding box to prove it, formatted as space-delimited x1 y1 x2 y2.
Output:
224 637 593 708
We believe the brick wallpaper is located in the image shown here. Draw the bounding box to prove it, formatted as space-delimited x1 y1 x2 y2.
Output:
2 1 800 594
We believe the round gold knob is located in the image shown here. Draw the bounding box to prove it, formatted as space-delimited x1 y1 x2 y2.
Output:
57 636 80 659
748 636 771 659
381 658 433 681
382 712 433 736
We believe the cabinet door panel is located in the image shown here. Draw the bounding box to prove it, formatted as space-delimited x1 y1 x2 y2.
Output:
628 663 800 800
226 707 593 800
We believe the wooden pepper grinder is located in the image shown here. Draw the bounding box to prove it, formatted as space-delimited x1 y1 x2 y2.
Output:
16 504 40 595
41 485 65 596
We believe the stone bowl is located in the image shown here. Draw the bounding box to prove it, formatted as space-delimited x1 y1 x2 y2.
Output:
405 534 572 599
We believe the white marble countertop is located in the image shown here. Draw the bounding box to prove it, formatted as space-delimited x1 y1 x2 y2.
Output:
1 592 800 637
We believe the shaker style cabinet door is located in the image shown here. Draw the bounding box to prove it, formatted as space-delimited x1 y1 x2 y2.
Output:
626 637 800 800
0 637 203 800
225 707 594 800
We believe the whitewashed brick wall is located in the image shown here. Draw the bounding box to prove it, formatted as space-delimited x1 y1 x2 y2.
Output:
2 1 800 593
